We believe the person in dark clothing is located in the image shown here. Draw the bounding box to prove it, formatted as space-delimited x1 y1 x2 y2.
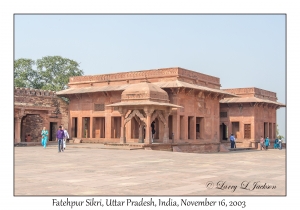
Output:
56 126 65 152
230 133 235 148
151 122 155 143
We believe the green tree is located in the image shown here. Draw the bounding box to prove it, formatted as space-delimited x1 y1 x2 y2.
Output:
14 58 43 89
36 56 84 91
14 56 84 91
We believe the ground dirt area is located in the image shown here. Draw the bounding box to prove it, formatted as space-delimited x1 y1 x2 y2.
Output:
14 144 286 196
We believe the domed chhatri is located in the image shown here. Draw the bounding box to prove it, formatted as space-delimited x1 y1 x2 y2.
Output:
121 81 169 103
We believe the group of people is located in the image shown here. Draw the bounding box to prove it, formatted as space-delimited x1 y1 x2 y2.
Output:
40 125 69 152
260 136 282 150
260 136 270 150
230 134 283 150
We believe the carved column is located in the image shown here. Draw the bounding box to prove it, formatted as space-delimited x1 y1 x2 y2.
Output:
105 115 111 139
119 107 128 143
120 115 126 143
144 107 154 144
163 107 172 143
78 117 83 138
90 117 94 138
14 116 22 144
138 123 144 143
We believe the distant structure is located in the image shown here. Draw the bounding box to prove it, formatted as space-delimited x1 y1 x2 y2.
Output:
220 87 285 148
56 67 236 152
14 67 285 152
14 88 69 144
56 67 285 152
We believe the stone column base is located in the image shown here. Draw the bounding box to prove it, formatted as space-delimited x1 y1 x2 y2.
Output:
120 137 126 143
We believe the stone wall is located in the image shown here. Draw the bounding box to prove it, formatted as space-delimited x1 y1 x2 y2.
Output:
14 87 69 143
21 114 43 142
58 97 69 129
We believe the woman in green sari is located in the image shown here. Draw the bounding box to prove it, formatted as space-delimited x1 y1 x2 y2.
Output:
41 127 48 148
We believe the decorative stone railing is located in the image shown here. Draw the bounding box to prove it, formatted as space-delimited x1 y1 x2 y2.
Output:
69 67 220 86
14 87 56 97
223 87 277 101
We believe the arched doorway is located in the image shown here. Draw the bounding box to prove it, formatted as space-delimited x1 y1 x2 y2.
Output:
21 114 44 142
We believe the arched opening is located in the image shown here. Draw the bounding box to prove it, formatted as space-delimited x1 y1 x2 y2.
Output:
21 114 44 142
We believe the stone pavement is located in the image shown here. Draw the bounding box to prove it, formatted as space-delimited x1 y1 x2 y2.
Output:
14 144 286 196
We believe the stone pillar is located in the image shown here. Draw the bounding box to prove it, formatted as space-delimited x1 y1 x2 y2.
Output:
78 117 82 138
90 117 94 139
14 117 22 144
118 107 127 143
120 114 126 143
144 107 154 144
105 115 111 139
172 112 178 143
184 116 188 141
138 123 144 143
192 116 196 141
163 116 169 144
127 118 132 142
175 114 180 142
163 125 169 143
145 114 152 144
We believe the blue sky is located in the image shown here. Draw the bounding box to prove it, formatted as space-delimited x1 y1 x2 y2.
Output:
14 14 286 137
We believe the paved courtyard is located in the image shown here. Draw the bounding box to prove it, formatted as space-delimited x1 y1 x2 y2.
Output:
14 144 286 196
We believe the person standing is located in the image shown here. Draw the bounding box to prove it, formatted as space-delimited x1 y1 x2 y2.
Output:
278 137 282 150
230 133 235 148
62 126 69 150
264 136 270 150
151 122 155 143
41 127 48 148
56 126 65 152
260 136 265 150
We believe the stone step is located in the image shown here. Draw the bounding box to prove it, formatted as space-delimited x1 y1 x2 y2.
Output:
102 146 144 150
229 147 256 151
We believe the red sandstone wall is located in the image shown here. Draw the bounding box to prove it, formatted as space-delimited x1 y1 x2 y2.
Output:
58 97 69 130
21 115 43 142
14 88 69 142
220 104 255 141
254 106 276 140
220 103 276 143
68 89 221 143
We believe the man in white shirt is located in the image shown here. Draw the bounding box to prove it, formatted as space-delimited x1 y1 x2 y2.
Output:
62 126 69 150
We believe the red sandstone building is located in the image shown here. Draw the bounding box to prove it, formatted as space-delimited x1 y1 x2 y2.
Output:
220 87 285 148
14 88 69 144
14 67 285 152
55 67 285 152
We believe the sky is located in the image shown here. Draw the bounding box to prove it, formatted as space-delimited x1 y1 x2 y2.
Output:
14 14 286 137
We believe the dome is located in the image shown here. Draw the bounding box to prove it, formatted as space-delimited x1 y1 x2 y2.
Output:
121 81 169 103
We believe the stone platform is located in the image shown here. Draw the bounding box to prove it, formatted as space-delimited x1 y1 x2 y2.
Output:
14 145 286 196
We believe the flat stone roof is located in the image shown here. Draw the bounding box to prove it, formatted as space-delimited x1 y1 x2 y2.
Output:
220 97 286 107
68 67 221 87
